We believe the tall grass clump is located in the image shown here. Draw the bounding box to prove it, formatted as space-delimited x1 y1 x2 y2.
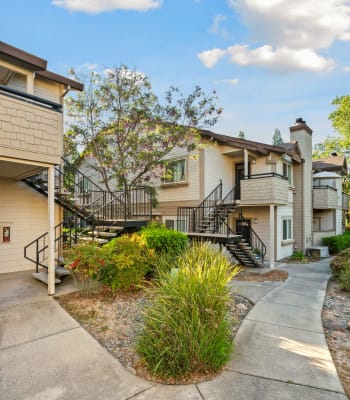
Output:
137 243 239 379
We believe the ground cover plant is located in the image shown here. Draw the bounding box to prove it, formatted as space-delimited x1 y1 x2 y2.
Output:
137 243 240 379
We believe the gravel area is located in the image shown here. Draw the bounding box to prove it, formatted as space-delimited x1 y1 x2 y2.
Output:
57 289 252 384
322 278 350 399
234 269 288 282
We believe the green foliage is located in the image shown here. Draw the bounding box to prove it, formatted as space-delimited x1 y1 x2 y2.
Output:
339 264 350 291
329 248 350 277
329 95 350 140
65 66 221 189
137 243 239 379
272 128 283 145
289 250 308 263
64 243 103 296
312 136 346 159
323 233 350 254
99 235 155 291
140 223 188 257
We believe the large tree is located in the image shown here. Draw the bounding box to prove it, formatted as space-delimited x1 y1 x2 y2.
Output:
65 66 221 191
312 136 345 159
329 95 350 139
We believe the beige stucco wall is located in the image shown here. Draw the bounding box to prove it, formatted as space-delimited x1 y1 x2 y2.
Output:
0 178 61 273
157 147 201 204
0 93 63 165
233 207 272 261
203 144 233 197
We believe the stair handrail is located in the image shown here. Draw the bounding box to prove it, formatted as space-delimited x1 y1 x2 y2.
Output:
220 186 236 205
249 226 266 263
198 180 222 208
24 223 64 273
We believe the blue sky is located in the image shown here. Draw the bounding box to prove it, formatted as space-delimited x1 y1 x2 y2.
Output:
2 0 350 145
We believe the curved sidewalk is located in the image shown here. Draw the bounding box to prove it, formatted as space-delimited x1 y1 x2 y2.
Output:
0 261 347 400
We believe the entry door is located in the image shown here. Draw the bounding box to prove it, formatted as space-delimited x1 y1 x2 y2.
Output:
236 218 251 244
235 163 248 200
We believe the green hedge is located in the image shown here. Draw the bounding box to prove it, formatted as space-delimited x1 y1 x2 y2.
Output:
322 233 350 254
140 223 188 257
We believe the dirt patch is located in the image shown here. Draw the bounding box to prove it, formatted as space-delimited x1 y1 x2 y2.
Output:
56 289 252 385
234 269 289 282
322 279 350 399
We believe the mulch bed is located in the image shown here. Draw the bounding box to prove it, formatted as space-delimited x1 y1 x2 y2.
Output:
56 289 252 385
322 279 350 399
234 269 289 282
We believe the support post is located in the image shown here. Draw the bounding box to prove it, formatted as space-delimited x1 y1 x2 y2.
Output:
269 204 275 269
48 165 55 295
244 149 249 178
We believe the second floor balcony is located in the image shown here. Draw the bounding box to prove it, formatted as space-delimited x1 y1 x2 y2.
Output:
240 173 289 206
0 85 63 166
342 192 349 211
313 185 338 209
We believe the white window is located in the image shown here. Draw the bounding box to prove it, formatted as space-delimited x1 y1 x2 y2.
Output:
165 218 186 231
283 163 292 184
282 218 292 240
163 159 186 184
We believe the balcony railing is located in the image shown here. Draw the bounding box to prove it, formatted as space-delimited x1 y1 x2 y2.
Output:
0 84 62 112
313 185 338 209
342 192 349 211
240 173 289 205
0 85 63 165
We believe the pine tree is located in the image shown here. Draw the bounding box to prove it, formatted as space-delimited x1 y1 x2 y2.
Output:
272 128 283 145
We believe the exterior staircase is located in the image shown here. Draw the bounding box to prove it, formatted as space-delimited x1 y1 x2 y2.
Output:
177 181 266 267
23 158 153 284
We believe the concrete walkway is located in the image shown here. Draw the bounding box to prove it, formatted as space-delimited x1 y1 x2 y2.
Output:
0 261 347 400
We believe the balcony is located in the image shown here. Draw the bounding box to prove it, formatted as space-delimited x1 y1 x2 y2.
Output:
313 185 338 209
240 173 289 206
342 192 349 211
0 85 63 166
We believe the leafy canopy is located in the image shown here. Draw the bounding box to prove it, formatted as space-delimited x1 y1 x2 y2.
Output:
65 66 221 190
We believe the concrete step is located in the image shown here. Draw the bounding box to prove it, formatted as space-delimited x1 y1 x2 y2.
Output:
87 231 118 238
80 237 109 244
55 266 70 277
94 226 124 232
33 272 61 285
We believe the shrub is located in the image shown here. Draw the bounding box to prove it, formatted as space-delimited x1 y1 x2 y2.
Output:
339 264 350 291
99 235 155 291
140 223 188 257
137 243 239 379
289 250 308 263
329 248 350 277
323 233 350 254
64 243 103 296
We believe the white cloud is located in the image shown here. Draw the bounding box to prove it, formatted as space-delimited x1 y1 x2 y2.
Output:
230 0 350 50
52 0 162 13
227 45 335 72
214 78 239 86
343 66 350 72
199 0 350 72
209 14 230 39
197 48 226 68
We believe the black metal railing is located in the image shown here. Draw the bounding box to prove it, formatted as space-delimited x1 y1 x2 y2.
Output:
23 157 153 224
87 185 153 222
0 84 62 112
236 220 266 263
313 185 337 191
246 172 288 180
24 223 64 273
177 206 235 235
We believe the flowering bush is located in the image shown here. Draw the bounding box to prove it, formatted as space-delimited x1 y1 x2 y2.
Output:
99 234 156 291
64 243 104 296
